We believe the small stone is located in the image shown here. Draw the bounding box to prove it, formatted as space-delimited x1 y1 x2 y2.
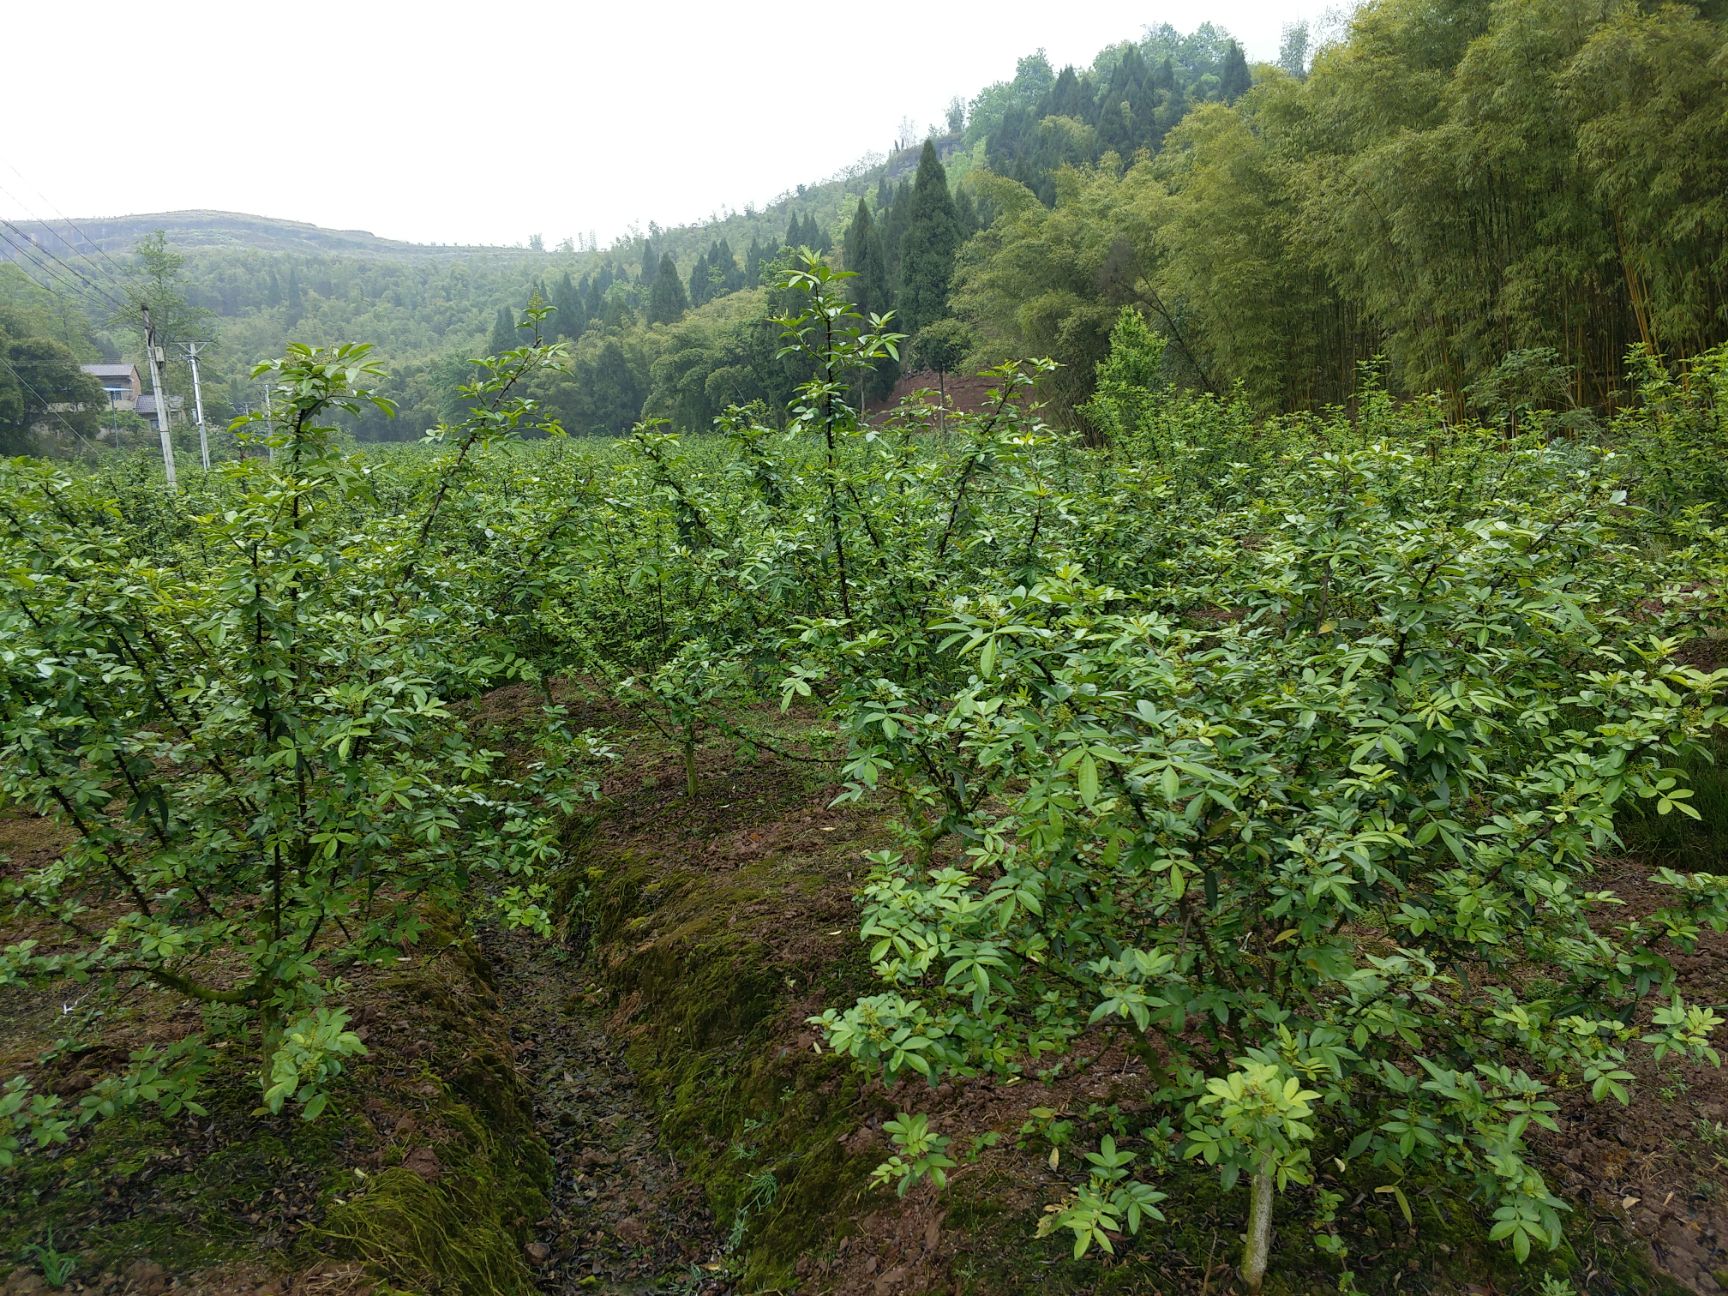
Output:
121 1259 171 1295
524 1242 551 1266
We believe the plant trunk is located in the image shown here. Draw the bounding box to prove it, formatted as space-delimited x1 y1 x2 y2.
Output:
683 721 699 800
1241 1159 1275 1293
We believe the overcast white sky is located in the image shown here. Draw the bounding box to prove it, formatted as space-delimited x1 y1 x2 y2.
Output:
3 1 1333 248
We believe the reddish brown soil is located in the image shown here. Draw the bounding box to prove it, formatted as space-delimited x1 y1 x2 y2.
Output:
1541 857 1728 1294
865 370 1007 426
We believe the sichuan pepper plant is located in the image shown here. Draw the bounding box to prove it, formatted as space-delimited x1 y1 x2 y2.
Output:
0 331 602 1147
815 421 1728 1289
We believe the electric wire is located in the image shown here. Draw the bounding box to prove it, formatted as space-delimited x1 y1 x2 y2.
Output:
0 215 129 313
0 225 120 315
0 180 136 309
1 163 137 290
0 350 107 453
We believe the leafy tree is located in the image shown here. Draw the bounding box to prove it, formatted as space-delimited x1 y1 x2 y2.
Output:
907 317 972 428
0 325 103 451
1078 306 1166 445
1278 20 1311 78
951 164 1167 422
815 412 1728 1288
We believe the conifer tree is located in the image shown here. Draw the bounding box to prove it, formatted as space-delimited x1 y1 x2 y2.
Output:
1047 65 1090 120
687 247 713 307
843 199 891 320
897 141 963 334
880 179 912 304
551 272 582 339
647 252 688 324
489 305 516 357
713 239 743 293
1219 41 1252 102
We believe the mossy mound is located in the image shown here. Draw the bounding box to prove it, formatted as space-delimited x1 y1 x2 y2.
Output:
585 847 885 1291
0 915 549 1296
314 921 551 1296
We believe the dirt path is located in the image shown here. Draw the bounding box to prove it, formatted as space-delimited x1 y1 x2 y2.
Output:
480 924 731 1296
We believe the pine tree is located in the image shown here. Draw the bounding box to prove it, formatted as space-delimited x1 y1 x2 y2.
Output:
489 306 516 357
714 239 743 293
897 141 963 335
1220 41 1252 102
881 179 912 294
843 199 891 320
955 188 981 239
551 272 583 340
687 247 713 307
1046 65 1091 120
647 252 688 324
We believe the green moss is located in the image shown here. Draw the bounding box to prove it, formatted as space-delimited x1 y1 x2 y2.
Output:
315 928 551 1296
0 915 551 1295
0 1047 361 1279
581 847 884 1290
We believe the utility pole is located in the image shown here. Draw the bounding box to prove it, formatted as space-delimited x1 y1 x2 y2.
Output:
262 380 274 465
186 340 210 471
141 305 177 490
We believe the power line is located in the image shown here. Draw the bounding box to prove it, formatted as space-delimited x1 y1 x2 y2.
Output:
0 225 117 313
0 350 107 454
0 216 129 314
0 164 136 291
0 180 135 308
0 227 126 319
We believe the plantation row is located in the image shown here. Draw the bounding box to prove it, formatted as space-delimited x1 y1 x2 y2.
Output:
4 264 1728 1290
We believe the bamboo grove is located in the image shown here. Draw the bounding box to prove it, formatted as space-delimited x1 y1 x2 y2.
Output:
956 0 1728 426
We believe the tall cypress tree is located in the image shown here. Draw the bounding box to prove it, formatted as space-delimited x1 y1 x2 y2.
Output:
647 252 689 324
687 247 713 307
880 179 912 297
1220 42 1252 102
897 141 962 335
714 239 743 293
843 199 891 319
551 272 583 340
489 306 516 357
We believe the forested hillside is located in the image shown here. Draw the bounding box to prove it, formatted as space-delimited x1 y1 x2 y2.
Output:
0 22 1261 448
6 4 1726 458
3 3 1708 457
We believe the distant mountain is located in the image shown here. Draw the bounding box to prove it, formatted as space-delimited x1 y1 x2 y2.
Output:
0 210 512 260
